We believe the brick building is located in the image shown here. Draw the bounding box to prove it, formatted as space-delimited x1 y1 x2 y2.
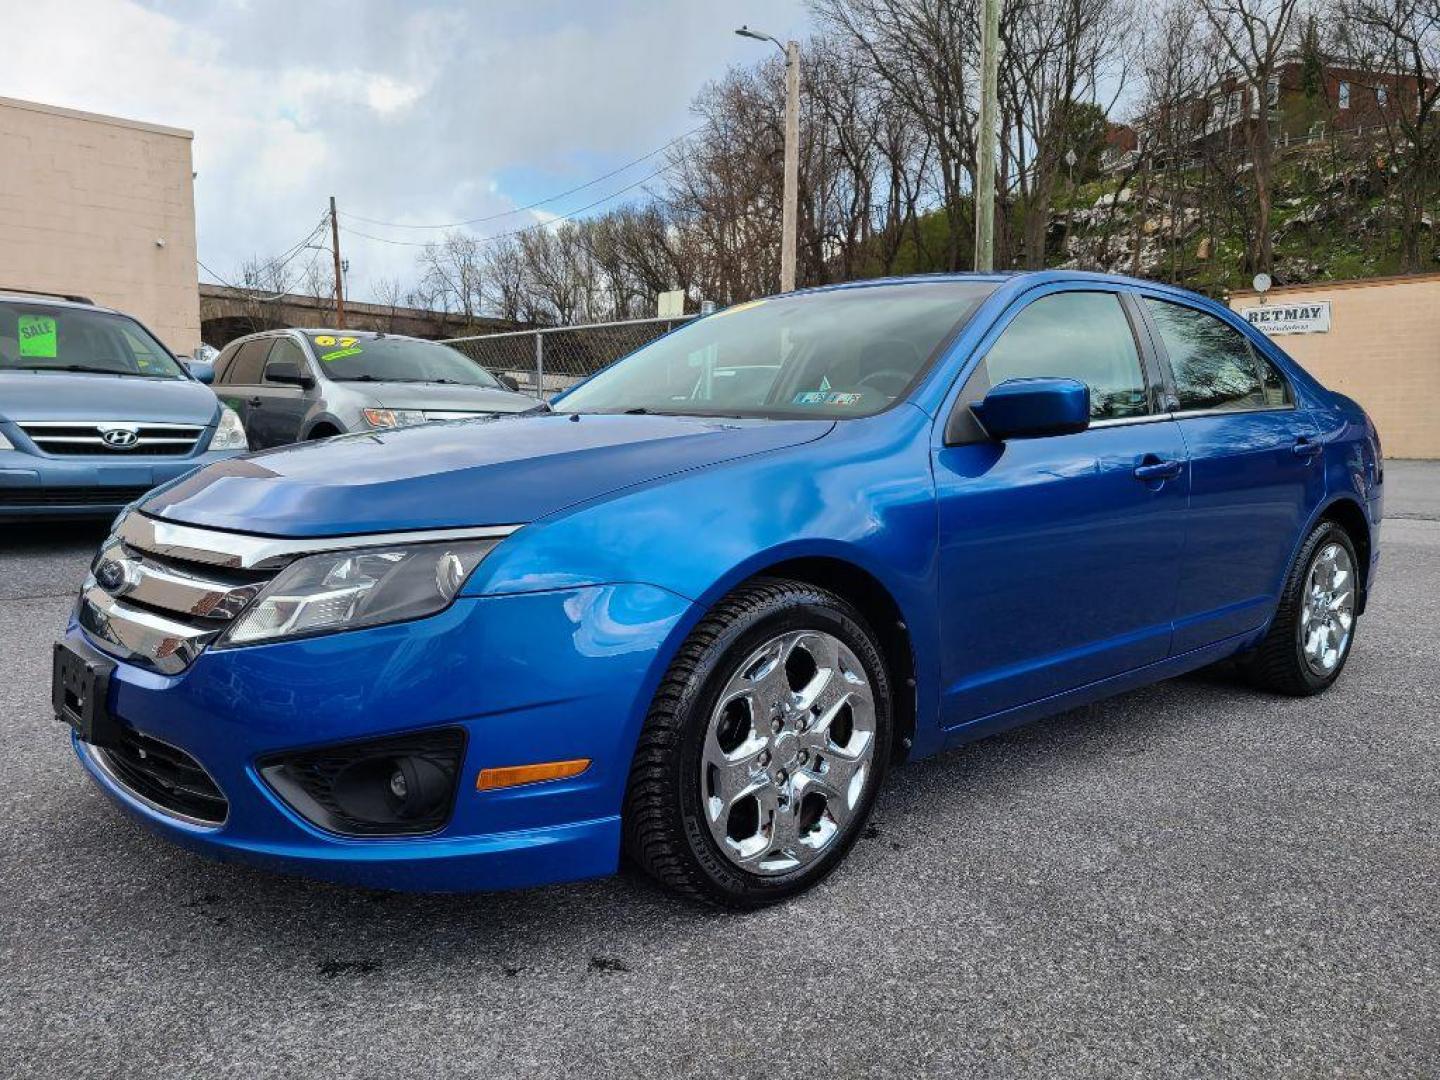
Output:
1122 55 1426 165
0 96 199 353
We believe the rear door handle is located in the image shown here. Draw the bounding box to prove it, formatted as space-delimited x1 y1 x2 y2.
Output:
247 396 263 408
1134 458 1183 482
1293 437 1323 458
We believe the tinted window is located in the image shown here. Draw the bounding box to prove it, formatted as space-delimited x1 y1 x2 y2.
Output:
211 343 241 383
555 282 997 419
1256 353 1292 407
0 301 185 379
980 291 1149 420
264 338 308 383
1145 299 1268 412
222 339 270 385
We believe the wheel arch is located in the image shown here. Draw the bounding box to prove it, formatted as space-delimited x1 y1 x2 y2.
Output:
304 417 344 439
730 554 919 765
1316 495 1373 615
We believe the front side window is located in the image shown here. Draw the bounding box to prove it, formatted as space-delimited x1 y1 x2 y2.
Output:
264 338 309 383
220 339 270 385
555 282 997 419
979 291 1150 421
1144 298 1278 412
0 301 185 379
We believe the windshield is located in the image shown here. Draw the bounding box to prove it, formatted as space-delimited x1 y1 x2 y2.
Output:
554 281 997 419
306 333 502 388
0 301 186 379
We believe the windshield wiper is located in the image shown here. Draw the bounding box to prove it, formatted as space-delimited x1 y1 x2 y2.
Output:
10 363 159 377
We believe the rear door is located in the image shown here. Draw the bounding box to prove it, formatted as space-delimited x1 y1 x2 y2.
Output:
1137 296 1324 652
932 285 1190 726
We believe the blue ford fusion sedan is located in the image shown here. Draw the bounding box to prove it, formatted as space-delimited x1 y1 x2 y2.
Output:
55 271 1382 907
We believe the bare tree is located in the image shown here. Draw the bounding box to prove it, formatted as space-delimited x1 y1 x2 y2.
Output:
1339 0 1440 270
813 0 980 271
416 231 485 323
1199 0 1303 273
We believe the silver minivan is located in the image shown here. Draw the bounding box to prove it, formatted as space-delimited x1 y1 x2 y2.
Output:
210 329 537 448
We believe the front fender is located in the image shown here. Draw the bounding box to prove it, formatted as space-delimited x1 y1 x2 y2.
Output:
466 407 950 757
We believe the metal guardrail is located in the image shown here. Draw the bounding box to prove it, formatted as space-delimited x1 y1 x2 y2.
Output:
443 315 696 398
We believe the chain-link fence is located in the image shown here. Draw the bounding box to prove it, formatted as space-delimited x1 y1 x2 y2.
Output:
443 315 695 397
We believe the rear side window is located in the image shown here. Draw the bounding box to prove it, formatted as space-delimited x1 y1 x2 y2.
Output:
980 291 1149 420
1144 299 1281 412
221 339 269 385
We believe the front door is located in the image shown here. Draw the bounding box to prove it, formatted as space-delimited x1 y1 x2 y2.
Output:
932 287 1189 727
247 338 314 449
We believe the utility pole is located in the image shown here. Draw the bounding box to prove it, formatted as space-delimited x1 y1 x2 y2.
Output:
973 0 1000 272
329 195 346 329
780 39 800 294
736 26 801 294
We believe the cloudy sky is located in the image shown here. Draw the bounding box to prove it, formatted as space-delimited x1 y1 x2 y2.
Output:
4 0 811 302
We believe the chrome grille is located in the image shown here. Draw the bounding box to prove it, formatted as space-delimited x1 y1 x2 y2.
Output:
19 421 205 456
423 410 492 422
77 513 519 674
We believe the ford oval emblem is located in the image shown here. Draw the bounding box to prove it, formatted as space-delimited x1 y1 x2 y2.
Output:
101 427 140 449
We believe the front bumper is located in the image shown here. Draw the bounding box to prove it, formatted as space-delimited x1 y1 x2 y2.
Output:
1 449 240 517
66 583 692 891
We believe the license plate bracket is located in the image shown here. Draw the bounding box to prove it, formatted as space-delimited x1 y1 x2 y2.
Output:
52 640 122 747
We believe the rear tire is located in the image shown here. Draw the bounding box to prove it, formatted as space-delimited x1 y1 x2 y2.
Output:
1242 520 1360 696
623 578 892 908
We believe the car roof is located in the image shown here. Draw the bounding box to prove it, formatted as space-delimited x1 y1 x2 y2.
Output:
786 269 1225 308
0 290 123 315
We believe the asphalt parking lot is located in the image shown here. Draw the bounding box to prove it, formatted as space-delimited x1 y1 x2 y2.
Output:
2 467 1437 1079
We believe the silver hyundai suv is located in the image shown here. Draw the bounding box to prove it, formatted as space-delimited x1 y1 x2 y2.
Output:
211 329 537 448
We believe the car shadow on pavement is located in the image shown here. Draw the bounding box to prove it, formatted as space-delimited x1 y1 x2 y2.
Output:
51 666 1279 983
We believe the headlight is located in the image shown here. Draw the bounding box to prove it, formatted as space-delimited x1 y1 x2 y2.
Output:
363 408 427 429
207 406 248 451
220 538 500 646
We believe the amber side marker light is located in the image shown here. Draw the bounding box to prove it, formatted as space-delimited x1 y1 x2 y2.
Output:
476 759 591 791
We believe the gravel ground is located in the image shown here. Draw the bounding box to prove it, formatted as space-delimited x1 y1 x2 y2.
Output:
2 467 1437 1079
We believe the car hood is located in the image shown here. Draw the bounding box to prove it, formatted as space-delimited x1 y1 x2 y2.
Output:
0 371 218 424
140 413 834 535
339 380 536 414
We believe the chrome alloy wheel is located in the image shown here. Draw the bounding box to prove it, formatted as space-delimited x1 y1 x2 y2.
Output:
1300 542 1356 676
700 630 877 875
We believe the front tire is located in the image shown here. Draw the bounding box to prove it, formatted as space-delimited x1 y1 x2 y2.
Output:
623 578 892 908
1244 520 1360 696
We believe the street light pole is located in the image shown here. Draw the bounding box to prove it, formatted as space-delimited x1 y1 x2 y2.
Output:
973 0 1000 272
737 26 800 293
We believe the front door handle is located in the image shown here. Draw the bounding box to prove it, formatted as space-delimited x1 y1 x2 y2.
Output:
1134 457 1183 482
247 396 263 408
1293 437 1324 459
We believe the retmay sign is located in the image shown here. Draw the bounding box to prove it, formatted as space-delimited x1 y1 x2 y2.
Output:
1238 300 1332 335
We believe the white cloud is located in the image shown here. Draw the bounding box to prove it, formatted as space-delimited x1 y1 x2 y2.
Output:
1 0 811 304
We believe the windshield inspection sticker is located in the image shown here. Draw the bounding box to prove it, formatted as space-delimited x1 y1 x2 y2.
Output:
793 390 864 407
18 315 58 358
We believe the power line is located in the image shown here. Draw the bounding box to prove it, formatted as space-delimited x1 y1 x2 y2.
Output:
337 128 700 231
196 210 330 293
341 164 673 249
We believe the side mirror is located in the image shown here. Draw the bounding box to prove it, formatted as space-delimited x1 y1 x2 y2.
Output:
265 360 315 388
184 360 214 385
498 373 520 392
970 377 1090 440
